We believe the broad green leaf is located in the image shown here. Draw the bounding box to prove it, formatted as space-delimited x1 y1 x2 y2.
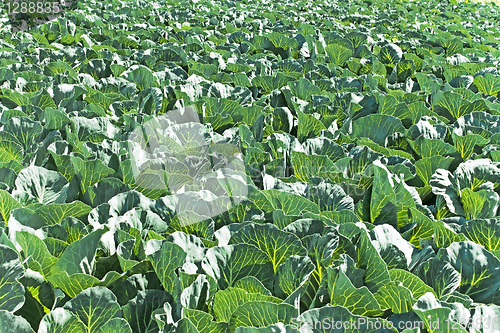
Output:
276 60 303 79
461 188 499 220
274 255 315 299
437 241 500 303
291 151 340 183
203 113 234 132
43 107 72 130
1 89 30 108
373 282 415 314
297 110 326 143
82 178 130 208
213 287 282 323
2 117 43 151
122 290 173 333
413 293 468 333
231 73 251 88
408 101 438 122
414 156 454 186
356 137 414 161
414 258 461 298
170 318 199 333
429 169 464 217
47 141 74 180
395 59 416 82
377 93 414 121
0 141 23 163
123 65 157 91
370 162 396 223
180 273 209 310
266 32 299 50
325 44 352 66
189 63 218 80
351 114 405 146
378 43 403 65
461 218 500 252
183 308 228 333
7 208 47 240
204 97 244 119
303 181 354 212
137 88 165 115
31 89 57 110
455 158 500 191
85 92 114 112
345 31 367 49
147 240 187 297
80 59 112 80
71 117 120 142
455 111 500 137
302 137 346 163
35 201 92 225
70 155 114 195
433 219 467 249
202 244 274 290
252 73 295 93
321 210 360 225
50 228 104 276
0 310 35 333
0 229 16 252
44 60 76 76
229 223 307 273
47 271 124 298
233 276 271 296
474 73 500 97
258 189 320 216
301 232 339 306
16 278 53 328
449 75 474 89
226 63 252 73
105 190 155 216
166 231 205 266
328 269 384 317
229 301 297 333
441 38 463 57
369 225 414 270
63 287 121 333
16 231 57 278
287 79 320 101
234 323 298 332
23 82 48 93
356 230 391 293
404 208 434 247
167 213 215 242
0 245 25 313
0 190 21 223
389 269 435 299
409 136 457 158
433 91 489 122
98 318 133 333
12 166 68 206
116 239 141 272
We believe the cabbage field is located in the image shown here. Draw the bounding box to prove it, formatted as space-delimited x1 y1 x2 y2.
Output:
2 0 500 331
